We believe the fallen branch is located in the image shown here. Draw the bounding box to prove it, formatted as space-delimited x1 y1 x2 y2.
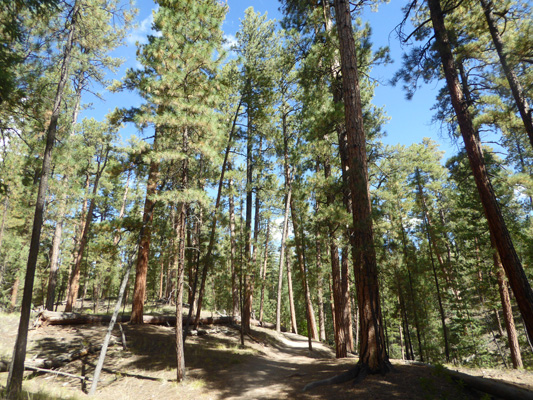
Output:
26 365 92 382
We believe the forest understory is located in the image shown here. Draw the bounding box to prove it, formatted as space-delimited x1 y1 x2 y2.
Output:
1 306 533 400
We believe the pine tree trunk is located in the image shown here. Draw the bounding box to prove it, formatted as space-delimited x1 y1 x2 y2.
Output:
175 201 188 381
259 221 270 324
6 3 78 395
324 158 347 357
329 276 336 334
341 247 354 353
286 253 298 335
291 196 318 343
229 174 239 318
314 188 326 342
427 0 533 341
276 122 293 332
65 150 109 313
333 0 389 373
175 126 190 381
46 189 67 311
492 236 523 368
130 144 159 324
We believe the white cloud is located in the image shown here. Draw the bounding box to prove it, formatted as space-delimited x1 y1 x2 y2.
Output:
222 34 237 51
127 11 161 46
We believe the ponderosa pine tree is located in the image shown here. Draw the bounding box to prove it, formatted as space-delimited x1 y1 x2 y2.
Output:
330 0 390 378
121 0 226 380
424 0 533 343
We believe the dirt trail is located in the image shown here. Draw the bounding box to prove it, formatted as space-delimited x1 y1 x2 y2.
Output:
2 315 533 399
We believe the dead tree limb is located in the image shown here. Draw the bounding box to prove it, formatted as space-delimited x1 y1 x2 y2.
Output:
26 365 92 382
89 252 134 396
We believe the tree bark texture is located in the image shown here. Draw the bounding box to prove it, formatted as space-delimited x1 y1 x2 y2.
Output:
228 174 240 318
130 151 160 324
491 234 523 369
333 0 389 372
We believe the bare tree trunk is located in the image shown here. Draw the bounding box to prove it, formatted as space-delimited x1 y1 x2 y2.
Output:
314 187 326 342
175 202 188 381
46 189 67 311
286 253 298 335
259 221 270 324
334 0 390 373
492 236 523 368
228 174 239 318
329 276 336 334
65 149 110 312
341 247 353 353
6 3 78 395
427 0 533 341
88 248 135 396
130 141 159 324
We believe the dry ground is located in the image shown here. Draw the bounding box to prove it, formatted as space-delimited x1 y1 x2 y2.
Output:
1 310 533 399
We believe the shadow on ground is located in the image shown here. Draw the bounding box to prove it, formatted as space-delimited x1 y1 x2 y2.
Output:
26 322 482 400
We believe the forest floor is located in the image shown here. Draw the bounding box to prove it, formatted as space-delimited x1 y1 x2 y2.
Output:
1 308 533 399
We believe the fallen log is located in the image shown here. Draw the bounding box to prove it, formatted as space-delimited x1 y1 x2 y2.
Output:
0 340 115 373
35 311 287 333
35 311 129 326
403 361 533 400
446 368 533 400
36 311 236 327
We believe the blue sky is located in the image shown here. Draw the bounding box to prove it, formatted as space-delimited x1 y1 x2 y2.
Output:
84 0 459 160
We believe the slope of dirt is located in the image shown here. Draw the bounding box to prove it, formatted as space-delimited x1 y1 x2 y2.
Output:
1 312 533 399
